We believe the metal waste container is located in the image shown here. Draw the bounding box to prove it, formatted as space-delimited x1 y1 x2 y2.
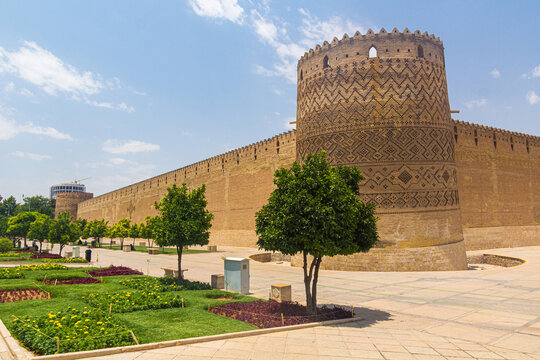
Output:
224 257 250 294
85 249 92 262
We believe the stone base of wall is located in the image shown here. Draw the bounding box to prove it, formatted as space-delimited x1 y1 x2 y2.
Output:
209 230 259 248
291 240 468 272
249 252 291 263
463 225 540 251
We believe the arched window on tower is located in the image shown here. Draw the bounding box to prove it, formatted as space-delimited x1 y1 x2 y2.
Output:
418 45 424 58
368 46 377 58
323 56 329 68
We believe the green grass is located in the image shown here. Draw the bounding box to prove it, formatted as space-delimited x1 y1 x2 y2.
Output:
100 245 212 255
0 267 258 350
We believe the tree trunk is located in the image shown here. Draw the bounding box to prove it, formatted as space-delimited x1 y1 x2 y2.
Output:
303 251 320 315
176 246 183 281
24 237 27 247
310 257 322 314
59 244 64 256
120 238 124 249
39 241 42 253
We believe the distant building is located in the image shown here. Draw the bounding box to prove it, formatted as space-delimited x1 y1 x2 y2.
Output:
50 182 87 200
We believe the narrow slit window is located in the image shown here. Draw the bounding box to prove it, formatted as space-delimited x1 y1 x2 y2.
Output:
454 126 458 143
474 130 478 147
418 45 424 58
493 133 497 149
300 70 303 81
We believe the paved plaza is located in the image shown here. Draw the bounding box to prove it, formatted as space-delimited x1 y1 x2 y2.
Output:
3 245 540 359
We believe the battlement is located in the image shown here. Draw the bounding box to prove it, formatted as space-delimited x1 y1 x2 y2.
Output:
298 28 443 65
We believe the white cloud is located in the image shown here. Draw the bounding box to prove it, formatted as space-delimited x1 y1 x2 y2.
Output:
19 88 33 97
189 0 245 24
525 91 540 105
102 139 160 154
532 65 540 78
0 41 103 96
464 98 487 109
490 69 500 79
181 131 193 137
109 157 129 166
12 151 51 161
0 113 72 140
251 9 368 83
3 82 14 93
85 99 134 113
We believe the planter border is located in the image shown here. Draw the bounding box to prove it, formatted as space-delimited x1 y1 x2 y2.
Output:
0 315 362 360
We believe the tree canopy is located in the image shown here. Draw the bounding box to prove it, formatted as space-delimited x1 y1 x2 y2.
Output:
28 214 52 252
255 152 378 314
6 211 40 246
155 183 213 280
108 218 131 248
48 212 80 255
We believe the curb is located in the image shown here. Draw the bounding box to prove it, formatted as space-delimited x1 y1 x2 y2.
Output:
1 316 362 360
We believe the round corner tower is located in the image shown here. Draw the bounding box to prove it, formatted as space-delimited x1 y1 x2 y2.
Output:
295 28 468 271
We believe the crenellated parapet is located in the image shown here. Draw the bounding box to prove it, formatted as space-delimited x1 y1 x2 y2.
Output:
297 28 445 85
453 120 540 155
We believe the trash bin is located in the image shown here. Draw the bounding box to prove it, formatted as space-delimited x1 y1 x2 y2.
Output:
85 249 92 262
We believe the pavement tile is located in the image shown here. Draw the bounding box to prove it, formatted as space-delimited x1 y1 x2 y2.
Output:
435 348 471 357
181 347 218 357
248 350 284 360
464 350 503 359
404 346 439 355
210 348 251 359
380 351 416 360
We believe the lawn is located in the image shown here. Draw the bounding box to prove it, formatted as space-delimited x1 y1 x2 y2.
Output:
0 251 87 264
0 266 257 355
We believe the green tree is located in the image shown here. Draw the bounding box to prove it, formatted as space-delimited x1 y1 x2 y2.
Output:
155 184 213 280
140 216 162 249
28 214 52 252
108 218 131 249
84 219 109 248
0 238 13 252
0 196 19 217
0 215 8 237
48 212 80 256
129 223 140 245
255 152 378 314
6 211 40 247
22 195 54 218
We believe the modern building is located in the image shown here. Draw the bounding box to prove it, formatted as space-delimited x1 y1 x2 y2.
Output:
50 182 87 200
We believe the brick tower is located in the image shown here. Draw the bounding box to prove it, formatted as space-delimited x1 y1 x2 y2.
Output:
295 28 468 271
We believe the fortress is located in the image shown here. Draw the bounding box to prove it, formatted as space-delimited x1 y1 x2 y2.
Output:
64 28 539 271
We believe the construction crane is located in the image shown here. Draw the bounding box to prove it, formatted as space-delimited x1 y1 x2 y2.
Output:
73 177 91 184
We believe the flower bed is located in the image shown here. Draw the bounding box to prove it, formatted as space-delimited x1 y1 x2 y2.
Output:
158 276 212 290
18 264 67 271
44 258 88 263
209 300 352 328
0 288 50 303
0 252 29 258
1 258 27 262
30 253 62 259
82 290 184 313
87 266 142 277
0 267 23 279
119 277 183 292
43 277 102 285
15 249 35 253
11 306 135 355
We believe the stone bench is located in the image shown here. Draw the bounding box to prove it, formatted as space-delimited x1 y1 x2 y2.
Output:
161 267 188 278
211 274 224 289
207 245 217 252
148 248 159 255
122 245 131 252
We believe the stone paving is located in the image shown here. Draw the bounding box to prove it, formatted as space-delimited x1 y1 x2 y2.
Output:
4 244 540 359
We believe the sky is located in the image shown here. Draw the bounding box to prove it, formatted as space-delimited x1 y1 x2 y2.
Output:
0 0 539 201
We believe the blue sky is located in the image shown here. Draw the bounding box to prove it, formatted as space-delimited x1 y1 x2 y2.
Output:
0 0 539 201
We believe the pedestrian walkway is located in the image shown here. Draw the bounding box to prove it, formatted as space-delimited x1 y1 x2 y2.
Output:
71 245 540 359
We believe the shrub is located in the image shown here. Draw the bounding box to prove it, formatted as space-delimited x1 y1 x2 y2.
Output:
0 238 13 253
158 276 212 290
82 290 184 313
209 300 352 328
11 306 135 355
0 267 23 279
18 264 67 271
87 266 142 277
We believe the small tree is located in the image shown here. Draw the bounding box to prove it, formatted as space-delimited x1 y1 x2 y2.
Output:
140 216 161 249
155 184 213 280
109 218 131 249
256 152 378 314
84 220 108 247
6 211 40 247
28 214 52 252
129 223 140 245
48 212 80 256
0 215 8 237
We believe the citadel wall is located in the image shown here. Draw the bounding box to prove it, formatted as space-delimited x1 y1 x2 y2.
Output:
55 192 93 219
77 131 296 247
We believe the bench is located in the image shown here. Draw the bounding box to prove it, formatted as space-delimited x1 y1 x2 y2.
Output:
161 267 188 278
148 248 159 255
